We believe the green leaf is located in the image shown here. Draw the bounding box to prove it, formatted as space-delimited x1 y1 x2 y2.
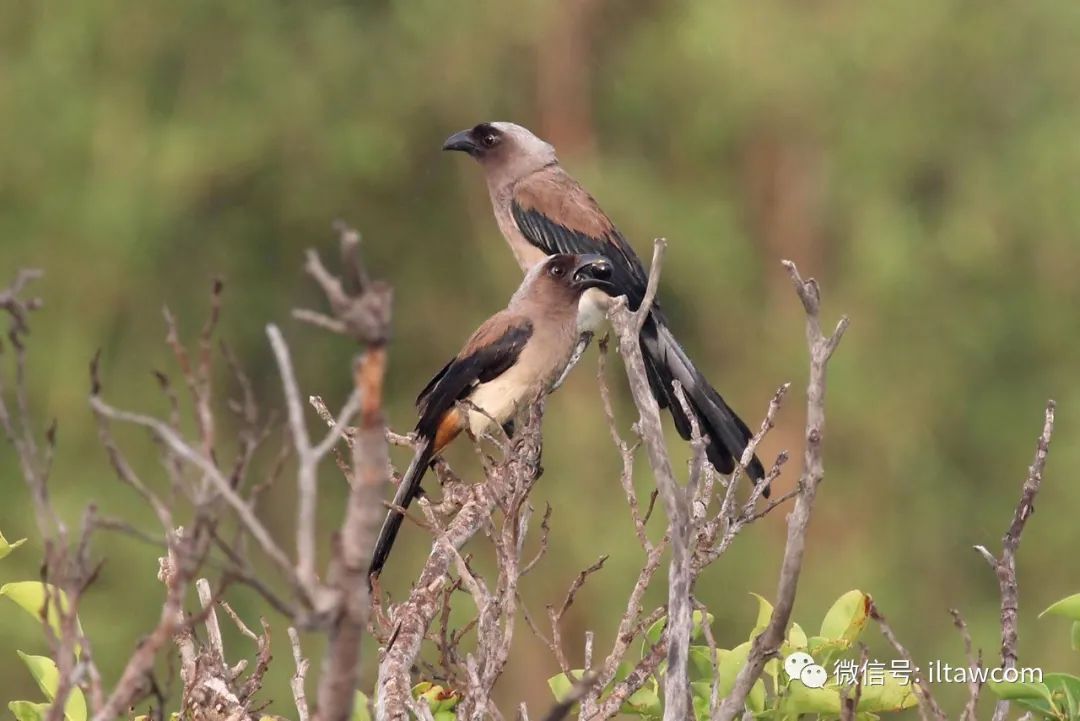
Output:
689 680 764 718
692 609 714 640
1 583 83 647
689 645 716 679
690 681 713 701
716 642 753 698
644 616 666 649
780 681 842 715
643 611 713 656
857 671 919 712
1041 594 1080 623
788 622 808 649
820 590 871 643
988 677 1063 721
747 679 766 713
1013 699 1063 721
1044 674 1080 719
432 691 460 712
351 692 372 721
433 713 456 721
8 702 49 721
622 678 662 718
414 683 459 712
806 636 851 671
0 532 27 560
689 645 759 714
691 688 710 721
1072 622 1080 653
547 670 584 702
988 679 1054 704
15 653 87 721
750 593 773 637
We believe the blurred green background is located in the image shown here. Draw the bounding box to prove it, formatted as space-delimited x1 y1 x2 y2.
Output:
1 0 1078 714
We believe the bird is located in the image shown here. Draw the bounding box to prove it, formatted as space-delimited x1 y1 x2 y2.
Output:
442 121 767 491
369 253 616 578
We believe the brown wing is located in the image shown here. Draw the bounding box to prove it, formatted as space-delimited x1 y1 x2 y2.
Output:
514 165 766 485
511 166 649 307
414 311 533 439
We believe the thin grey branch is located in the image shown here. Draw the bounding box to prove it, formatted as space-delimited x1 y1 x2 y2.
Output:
977 400 1056 721
713 260 849 721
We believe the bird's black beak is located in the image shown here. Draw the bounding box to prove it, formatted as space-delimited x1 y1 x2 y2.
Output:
571 255 615 293
442 129 479 156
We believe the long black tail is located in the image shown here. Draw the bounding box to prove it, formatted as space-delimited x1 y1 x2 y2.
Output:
370 438 435 578
639 312 768 493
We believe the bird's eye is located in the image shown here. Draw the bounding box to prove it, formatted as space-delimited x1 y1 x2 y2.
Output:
482 133 498 148
549 264 565 278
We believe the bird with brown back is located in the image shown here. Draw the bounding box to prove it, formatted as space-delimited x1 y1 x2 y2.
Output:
369 253 616 578
442 122 768 493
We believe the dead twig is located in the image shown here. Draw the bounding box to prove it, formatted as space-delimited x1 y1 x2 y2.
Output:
869 601 946 721
713 260 849 721
608 239 693 721
974 399 1056 721
289 627 311 721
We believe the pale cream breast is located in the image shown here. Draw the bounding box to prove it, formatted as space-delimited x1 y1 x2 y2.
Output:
577 287 613 333
464 359 542 437
463 323 576 437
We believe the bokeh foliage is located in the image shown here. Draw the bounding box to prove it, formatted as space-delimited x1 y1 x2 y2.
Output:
1 0 1078 713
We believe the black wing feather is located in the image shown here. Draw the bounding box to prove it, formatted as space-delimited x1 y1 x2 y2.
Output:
415 358 454 409
415 321 533 439
512 203 650 310
370 320 533 579
511 200 767 488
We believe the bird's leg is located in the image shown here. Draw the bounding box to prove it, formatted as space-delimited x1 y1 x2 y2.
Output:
551 331 594 391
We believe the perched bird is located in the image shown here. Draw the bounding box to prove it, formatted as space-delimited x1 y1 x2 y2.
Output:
370 253 616 578
442 122 767 490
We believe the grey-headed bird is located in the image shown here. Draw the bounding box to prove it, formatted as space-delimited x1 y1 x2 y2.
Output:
442 122 767 491
370 253 616 578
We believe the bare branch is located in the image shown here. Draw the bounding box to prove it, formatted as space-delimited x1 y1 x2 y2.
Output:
713 260 849 721
839 646 869 721
295 231 392 346
951 609 983 721
634 239 665 332
555 555 608 621
289 627 311 721
537 670 599 721
608 239 693 721
0 267 44 334
589 639 668 719
267 322 361 591
974 399 1056 721
93 530 193 721
869 601 947 721
377 404 544 721
310 252 393 721
87 394 301 593
196 578 225 662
